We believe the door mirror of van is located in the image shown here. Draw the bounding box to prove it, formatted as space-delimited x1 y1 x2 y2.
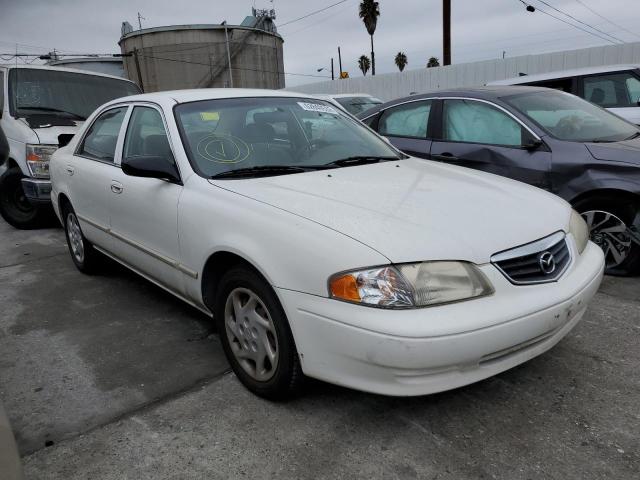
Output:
122 155 181 184
58 134 74 148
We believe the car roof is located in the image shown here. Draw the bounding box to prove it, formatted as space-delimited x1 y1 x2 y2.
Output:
0 63 136 84
109 88 323 106
488 64 640 85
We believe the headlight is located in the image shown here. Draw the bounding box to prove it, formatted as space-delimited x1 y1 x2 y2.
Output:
329 261 494 309
569 210 589 254
26 144 57 178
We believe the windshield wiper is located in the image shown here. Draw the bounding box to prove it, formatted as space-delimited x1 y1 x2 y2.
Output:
623 132 640 141
18 107 86 120
323 156 401 167
210 165 320 179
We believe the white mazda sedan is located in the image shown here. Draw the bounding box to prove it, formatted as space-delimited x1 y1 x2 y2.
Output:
50 89 605 399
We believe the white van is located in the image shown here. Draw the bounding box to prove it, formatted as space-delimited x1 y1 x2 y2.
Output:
489 65 640 125
0 65 140 228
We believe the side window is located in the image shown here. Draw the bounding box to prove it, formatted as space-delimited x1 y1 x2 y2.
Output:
443 100 524 147
78 107 127 162
525 78 573 92
583 72 640 108
123 106 174 164
0 71 4 114
378 101 431 138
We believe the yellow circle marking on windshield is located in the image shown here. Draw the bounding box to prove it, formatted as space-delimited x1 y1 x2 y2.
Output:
197 133 250 164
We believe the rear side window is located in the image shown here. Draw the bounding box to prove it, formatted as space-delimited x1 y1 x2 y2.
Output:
524 78 573 92
378 101 431 138
78 107 127 162
583 72 640 108
123 106 174 165
443 99 524 147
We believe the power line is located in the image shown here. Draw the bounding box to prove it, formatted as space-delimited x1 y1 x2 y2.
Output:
519 1 620 45
571 0 640 40
532 0 624 43
278 0 350 28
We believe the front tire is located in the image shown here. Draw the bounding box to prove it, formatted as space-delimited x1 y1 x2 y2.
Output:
576 197 640 276
214 266 304 400
0 167 45 229
62 204 102 274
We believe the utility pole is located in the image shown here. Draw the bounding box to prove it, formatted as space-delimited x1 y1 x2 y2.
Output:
443 0 451 66
338 47 343 77
331 57 335 80
132 47 144 92
222 21 234 88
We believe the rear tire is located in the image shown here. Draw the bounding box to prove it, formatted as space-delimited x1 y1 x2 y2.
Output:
0 167 45 229
214 266 304 400
62 203 102 274
575 196 640 276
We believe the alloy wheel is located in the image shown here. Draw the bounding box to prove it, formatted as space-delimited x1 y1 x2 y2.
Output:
581 210 631 268
66 212 85 263
224 287 279 382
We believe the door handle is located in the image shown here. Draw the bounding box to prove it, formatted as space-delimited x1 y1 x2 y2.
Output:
110 182 123 194
431 153 459 162
65 165 75 176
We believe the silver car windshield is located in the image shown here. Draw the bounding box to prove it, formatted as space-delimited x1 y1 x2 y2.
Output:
505 90 639 142
174 97 402 178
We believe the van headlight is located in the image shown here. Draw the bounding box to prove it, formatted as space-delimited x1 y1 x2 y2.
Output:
26 144 57 178
569 210 589 254
329 261 494 309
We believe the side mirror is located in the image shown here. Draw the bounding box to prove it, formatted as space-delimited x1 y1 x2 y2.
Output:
522 131 543 150
122 155 181 184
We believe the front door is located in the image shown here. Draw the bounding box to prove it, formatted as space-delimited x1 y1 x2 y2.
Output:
430 99 552 191
109 105 185 294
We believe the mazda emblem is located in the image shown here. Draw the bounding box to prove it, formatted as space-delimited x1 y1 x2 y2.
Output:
538 251 556 275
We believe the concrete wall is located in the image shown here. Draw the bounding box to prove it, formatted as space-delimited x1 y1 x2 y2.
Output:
285 41 640 101
119 25 284 92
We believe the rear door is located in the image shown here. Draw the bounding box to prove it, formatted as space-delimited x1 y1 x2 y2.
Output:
68 105 129 248
374 99 434 159
430 98 552 190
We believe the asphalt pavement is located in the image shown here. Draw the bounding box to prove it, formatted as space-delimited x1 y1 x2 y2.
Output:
0 219 638 479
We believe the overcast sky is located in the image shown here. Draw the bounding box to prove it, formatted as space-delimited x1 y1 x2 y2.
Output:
1 0 639 87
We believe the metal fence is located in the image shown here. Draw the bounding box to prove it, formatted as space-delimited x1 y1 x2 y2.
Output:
284 41 640 101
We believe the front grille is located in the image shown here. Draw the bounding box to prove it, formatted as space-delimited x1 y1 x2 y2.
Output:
491 232 571 285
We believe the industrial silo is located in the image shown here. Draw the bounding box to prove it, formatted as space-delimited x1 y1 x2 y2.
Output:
118 8 284 92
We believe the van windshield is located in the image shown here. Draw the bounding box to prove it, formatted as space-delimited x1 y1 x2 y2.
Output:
8 68 140 120
505 90 639 142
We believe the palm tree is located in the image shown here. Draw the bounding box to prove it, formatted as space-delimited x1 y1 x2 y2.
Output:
427 56 440 68
359 0 380 75
395 52 408 72
358 55 371 76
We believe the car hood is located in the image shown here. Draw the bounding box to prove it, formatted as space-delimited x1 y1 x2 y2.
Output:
209 158 570 264
25 119 83 146
585 137 640 166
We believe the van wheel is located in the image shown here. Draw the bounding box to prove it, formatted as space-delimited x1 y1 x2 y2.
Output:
214 266 304 400
0 167 44 229
62 204 101 274
576 197 640 276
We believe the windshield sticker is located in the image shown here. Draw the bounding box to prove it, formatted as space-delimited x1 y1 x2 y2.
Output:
197 133 250 164
297 102 339 115
200 111 220 121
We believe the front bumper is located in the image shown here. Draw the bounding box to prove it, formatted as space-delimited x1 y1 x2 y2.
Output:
21 178 52 204
279 239 605 396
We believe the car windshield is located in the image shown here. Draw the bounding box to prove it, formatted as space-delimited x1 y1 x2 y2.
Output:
504 90 639 142
174 97 402 178
335 96 383 115
8 68 141 120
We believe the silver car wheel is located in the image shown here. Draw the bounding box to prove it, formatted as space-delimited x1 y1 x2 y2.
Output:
581 210 631 268
224 287 279 382
66 212 85 263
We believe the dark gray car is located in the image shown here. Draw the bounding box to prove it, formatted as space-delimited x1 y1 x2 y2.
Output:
358 86 640 275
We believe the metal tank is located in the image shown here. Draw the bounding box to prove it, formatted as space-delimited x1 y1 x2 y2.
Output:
118 9 285 92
